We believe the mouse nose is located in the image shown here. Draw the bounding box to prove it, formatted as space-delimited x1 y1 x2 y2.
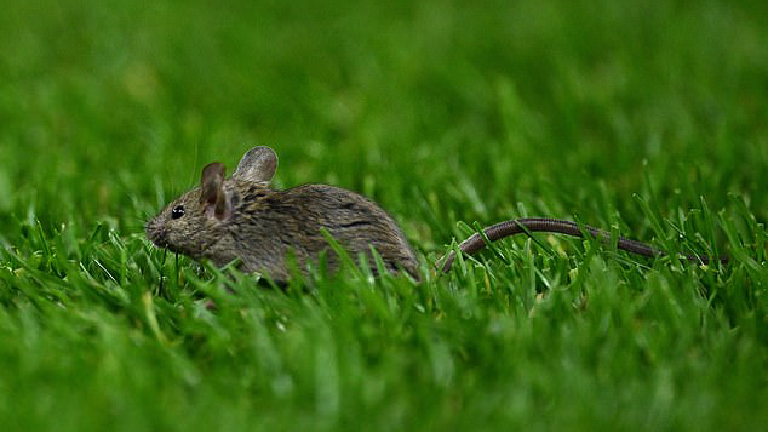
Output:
144 220 155 236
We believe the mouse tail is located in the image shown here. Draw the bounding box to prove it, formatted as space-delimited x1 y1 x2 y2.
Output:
439 218 728 273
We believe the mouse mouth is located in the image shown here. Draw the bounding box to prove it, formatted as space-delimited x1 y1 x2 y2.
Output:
145 227 198 257
147 231 185 255
149 232 169 249
145 221 170 249
151 236 168 249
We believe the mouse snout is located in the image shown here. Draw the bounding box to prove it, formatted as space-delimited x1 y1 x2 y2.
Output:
144 219 156 237
145 220 168 248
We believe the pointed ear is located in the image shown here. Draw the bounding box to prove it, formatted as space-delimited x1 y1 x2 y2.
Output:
233 146 278 183
200 162 227 219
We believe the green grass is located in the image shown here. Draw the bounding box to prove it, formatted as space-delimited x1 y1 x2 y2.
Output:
1 0 768 430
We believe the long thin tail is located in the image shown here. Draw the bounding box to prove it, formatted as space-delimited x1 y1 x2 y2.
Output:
439 218 728 273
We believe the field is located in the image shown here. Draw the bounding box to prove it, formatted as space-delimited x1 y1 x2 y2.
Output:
1 0 767 430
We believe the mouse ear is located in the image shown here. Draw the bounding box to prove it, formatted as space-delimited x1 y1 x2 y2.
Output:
233 146 278 183
200 162 227 220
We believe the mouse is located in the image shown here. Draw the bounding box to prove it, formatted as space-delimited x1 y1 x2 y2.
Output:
145 146 420 283
145 146 728 284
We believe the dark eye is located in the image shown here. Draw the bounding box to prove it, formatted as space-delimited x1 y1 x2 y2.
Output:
171 205 185 220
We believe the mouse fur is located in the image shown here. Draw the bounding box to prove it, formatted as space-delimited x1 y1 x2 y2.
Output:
146 146 420 283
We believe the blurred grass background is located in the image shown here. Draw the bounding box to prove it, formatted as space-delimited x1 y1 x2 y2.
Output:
1 0 767 431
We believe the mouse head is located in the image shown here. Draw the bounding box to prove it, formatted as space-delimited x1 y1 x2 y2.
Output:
145 146 278 259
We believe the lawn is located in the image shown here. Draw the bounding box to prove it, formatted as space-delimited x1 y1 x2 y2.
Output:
1 0 767 430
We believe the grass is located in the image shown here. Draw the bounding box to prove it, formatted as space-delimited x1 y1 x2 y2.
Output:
1 0 767 430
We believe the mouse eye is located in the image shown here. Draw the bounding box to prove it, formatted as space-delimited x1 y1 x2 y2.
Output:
171 205 185 220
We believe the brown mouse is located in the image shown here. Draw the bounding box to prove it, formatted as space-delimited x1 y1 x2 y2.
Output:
145 146 727 284
145 146 420 283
